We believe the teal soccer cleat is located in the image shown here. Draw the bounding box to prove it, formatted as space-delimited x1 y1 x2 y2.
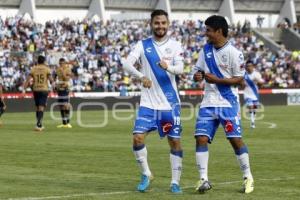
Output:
170 183 182 194
137 174 153 192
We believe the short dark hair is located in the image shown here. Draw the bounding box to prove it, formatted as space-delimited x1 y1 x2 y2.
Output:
205 15 228 37
246 60 255 66
37 55 45 64
151 9 168 22
59 58 66 63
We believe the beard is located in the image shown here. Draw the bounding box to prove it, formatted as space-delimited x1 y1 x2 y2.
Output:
153 28 167 38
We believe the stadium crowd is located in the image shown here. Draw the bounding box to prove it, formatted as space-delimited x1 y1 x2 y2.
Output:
0 16 300 93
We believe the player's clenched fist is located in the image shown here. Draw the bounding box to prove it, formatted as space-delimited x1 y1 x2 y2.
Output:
141 76 152 88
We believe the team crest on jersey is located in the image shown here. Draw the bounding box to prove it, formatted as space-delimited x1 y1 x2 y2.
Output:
239 53 244 61
221 54 228 62
165 48 172 54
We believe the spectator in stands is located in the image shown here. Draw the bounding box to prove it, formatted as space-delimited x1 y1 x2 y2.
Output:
0 16 299 92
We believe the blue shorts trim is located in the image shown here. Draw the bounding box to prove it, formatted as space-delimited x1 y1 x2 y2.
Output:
133 106 182 138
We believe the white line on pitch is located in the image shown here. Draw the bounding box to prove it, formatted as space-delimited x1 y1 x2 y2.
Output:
6 177 295 200
261 121 277 128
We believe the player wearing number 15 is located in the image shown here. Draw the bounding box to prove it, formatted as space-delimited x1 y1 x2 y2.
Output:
23 55 54 131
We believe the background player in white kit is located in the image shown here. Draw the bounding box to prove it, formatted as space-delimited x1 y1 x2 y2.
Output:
242 60 264 128
193 15 254 194
122 10 184 193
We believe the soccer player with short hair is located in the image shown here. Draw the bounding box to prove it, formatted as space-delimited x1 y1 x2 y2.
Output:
23 55 54 131
122 9 184 193
0 77 6 126
193 15 254 194
243 60 264 128
56 58 73 128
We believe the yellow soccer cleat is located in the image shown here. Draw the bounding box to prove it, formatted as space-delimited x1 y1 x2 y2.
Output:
64 124 72 128
243 177 254 194
57 124 65 128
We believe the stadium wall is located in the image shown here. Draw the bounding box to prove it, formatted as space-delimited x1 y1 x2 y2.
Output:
3 92 294 113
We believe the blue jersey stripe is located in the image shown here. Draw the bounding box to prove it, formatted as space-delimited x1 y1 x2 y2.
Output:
203 43 237 105
244 73 259 100
142 38 180 115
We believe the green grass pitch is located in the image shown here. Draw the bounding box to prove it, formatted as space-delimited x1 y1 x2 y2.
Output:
0 105 299 200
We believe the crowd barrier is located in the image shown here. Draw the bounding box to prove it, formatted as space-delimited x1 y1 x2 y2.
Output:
2 89 299 113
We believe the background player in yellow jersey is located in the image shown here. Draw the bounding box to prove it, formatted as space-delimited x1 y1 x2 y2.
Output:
55 58 73 128
0 78 6 126
23 55 54 131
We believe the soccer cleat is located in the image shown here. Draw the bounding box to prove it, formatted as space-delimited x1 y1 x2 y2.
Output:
65 124 72 128
195 179 212 193
170 183 182 194
243 177 254 194
251 123 255 129
57 124 65 128
137 174 153 192
34 126 44 132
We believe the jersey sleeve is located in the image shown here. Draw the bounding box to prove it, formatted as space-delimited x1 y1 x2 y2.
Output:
254 71 264 83
166 42 184 75
191 50 205 75
231 50 245 77
173 43 184 64
128 41 143 61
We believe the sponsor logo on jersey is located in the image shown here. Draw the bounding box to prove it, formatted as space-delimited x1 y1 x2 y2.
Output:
146 47 152 53
206 52 212 58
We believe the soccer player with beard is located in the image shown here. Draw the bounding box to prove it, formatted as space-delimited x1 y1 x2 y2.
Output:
122 9 184 193
192 15 254 194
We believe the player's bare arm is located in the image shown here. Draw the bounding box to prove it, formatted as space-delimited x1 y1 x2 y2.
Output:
48 74 55 90
239 79 246 89
205 73 243 85
23 74 33 93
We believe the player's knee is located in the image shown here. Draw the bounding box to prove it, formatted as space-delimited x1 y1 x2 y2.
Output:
39 106 45 111
229 137 244 149
168 137 181 150
195 135 209 146
133 134 145 145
